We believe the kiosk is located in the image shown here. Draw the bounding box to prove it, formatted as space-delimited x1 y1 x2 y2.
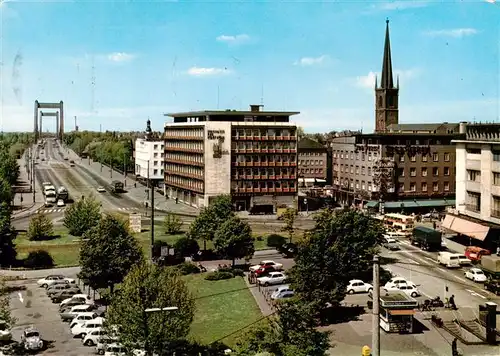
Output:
372 289 419 333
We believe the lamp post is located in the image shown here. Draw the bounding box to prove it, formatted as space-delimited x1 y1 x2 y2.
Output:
143 306 178 356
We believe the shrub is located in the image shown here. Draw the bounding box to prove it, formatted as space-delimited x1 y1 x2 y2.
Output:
27 212 54 241
204 271 234 281
174 237 200 257
255 235 263 241
163 213 183 234
231 268 244 277
23 250 54 269
266 234 286 248
175 262 201 276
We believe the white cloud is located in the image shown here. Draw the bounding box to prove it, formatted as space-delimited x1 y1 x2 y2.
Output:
107 52 135 62
186 66 231 77
353 68 421 89
365 0 430 13
294 55 329 67
216 34 250 44
424 28 478 38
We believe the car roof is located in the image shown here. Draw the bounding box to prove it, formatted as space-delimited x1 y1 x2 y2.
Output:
268 271 282 275
276 285 290 291
261 260 274 263
75 312 96 316
24 327 39 333
349 279 364 283
470 268 483 272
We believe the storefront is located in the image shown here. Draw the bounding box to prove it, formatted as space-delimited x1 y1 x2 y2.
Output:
376 291 419 333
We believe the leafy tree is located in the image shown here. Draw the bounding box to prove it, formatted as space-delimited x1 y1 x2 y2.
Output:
289 209 384 309
173 236 200 257
280 208 297 243
0 178 13 205
188 195 234 251
0 276 16 328
214 216 254 266
27 212 54 241
0 150 19 186
236 301 330 356
79 215 144 293
106 262 195 355
163 212 183 235
0 202 16 267
63 195 101 236
372 157 395 203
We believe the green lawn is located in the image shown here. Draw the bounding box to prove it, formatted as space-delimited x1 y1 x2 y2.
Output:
184 273 262 347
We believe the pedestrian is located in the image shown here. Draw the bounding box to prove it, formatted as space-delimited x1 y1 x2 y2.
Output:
449 294 457 310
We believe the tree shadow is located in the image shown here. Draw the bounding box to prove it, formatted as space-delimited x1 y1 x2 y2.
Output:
318 305 366 325
379 256 400 265
29 234 62 242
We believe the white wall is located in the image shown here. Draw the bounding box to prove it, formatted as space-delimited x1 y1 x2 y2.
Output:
134 139 164 180
455 143 466 214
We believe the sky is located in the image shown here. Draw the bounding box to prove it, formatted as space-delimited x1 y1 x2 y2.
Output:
0 0 498 133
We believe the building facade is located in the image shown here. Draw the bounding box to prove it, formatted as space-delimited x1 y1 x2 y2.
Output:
134 120 164 183
163 105 299 211
298 137 328 185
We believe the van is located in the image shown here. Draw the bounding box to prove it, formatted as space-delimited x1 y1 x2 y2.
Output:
437 252 460 268
455 254 472 266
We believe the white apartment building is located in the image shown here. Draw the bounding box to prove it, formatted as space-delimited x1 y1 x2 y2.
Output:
443 123 500 248
134 138 165 182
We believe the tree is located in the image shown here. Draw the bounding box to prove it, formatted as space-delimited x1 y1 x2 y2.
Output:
372 157 395 204
214 216 254 266
0 202 16 267
188 194 234 251
0 178 13 205
27 212 54 241
106 262 195 355
236 301 330 356
173 237 200 257
163 213 183 235
0 276 16 328
79 215 144 293
289 209 384 309
63 195 101 236
0 150 19 186
280 208 297 243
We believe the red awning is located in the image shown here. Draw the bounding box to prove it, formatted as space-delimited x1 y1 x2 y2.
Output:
442 214 490 241
389 309 415 316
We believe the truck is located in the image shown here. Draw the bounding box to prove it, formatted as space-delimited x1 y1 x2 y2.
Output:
44 190 57 206
481 255 500 295
43 184 56 196
56 187 69 202
109 180 124 193
410 226 442 251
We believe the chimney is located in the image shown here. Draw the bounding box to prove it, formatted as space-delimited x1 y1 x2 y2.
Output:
459 122 467 134
250 104 261 112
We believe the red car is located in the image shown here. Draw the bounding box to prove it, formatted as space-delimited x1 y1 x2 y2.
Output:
254 265 277 277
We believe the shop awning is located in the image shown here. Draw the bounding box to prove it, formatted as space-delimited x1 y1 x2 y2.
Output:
389 309 415 316
384 201 419 209
366 201 379 208
416 199 455 207
382 199 456 209
442 214 490 241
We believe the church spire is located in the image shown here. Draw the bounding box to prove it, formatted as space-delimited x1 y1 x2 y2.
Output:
380 19 394 89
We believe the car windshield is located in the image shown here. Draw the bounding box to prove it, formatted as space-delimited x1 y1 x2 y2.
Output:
26 331 39 338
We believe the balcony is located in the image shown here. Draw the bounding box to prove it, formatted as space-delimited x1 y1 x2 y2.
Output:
282 175 289 179
269 162 276 167
283 188 290 193
165 147 203 154
246 187 253 193
290 162 297 167
275 188 283 193
275 175 282 180
165 135 204 141
254 162 261 167
261 149 268 153
276 162 283 167
165 181 203 194
253 188 261 193
269 175 275 180
290 148 297 153
165 169 203 181
164 158 204 167
246 175 253 180
268 149 276 154
283 162 290 167
261 188 268 193
283 149 290 153
290 187 297 192
260 162 268 167
290 175 296 179
275 148 283 154
232 162 245 167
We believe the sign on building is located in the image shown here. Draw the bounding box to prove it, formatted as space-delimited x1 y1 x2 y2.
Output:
129 213 142 233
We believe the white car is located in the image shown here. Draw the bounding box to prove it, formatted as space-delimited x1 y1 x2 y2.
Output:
385 277 411 289
21 327 43 351
71 317 105 338
271 285 294 300
347 279 373 294
97 186 106 193
60 294 93 308
257 272 287 286
37 275 75 288
465 268 487 283
0 320 12 341
82 329 108 346
250 260 283 272
70 312 99 329
385 284 421 298
57 199 65 207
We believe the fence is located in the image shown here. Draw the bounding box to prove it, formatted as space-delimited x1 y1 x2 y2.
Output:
247 272 278 312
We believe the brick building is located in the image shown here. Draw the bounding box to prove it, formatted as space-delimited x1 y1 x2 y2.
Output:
298 137 328 186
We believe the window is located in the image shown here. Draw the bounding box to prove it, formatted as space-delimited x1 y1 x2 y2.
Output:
350 166 354 174
153 152 158 158
444 153 450 162
361 166 365 175
494 172 500 186
492 196 500 218
433 182 439 192
467 148 481 154
467 170 481 182
421 182 427 192
399 155 404 162
319 160 323 165
444 182 450 191
421 168 428 177
355 166 359 174
361 181 365 190
433 153 439 162
410 155 416 162
399 168 405 177
443 167 450 176
433 167 439 176
368 182 372 191
410 168 416 177
422 155 428 162
368 167 372 176
494 150 500 162
410 183 416 192
466 191 481 212
154 144 158 149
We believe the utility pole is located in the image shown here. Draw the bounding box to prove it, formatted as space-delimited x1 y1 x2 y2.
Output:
110 158 113 178
372 255 380 356
147 160 155 261
123 152 127 187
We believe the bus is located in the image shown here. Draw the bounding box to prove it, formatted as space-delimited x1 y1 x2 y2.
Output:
384 213 414 233
109 180 124 193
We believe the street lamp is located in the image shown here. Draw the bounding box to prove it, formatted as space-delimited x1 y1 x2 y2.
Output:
143 306 178 356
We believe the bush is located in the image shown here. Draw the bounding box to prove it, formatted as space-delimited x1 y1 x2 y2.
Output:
164 213 183 234
204 271 234 281
23 250 54 269
174 237 200 257
255 235 263 241
175 262 201 276
27 212 54 241
217 267 244 277
266 234 286 248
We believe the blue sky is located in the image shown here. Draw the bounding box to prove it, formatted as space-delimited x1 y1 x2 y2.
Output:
0 0 498 133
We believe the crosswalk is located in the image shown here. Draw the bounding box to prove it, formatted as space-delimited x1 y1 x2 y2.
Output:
116 207 140 211
37 208 66 214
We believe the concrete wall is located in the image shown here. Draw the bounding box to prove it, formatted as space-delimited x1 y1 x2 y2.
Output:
135 139 164 180
455 143 467 213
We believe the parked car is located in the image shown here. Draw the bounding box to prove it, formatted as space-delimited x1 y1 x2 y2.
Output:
51 289 80 303
71 317 105 338
0 320 12 342
279 243 298 258
70 313 99 329
82 329 108 347
47 284 80 297
96 336 120 355
60 294 93 308
385 277 410 289
60 305 96 322
465 268 487 283
21 327 43 352
57 199 65 207
37 275 75 288
271 285 295 300
257 272 287 286
250 260 283 272
385 284 421 298
97 186 106 193
347 279 373 294
254 265 277 277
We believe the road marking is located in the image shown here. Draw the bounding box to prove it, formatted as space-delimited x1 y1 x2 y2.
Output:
424 256 436 263
466 289 487 299
453 275 468 283
18 292 24 304
400 241 410 246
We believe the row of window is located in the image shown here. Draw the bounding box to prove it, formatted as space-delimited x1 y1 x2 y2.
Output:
165 175 203 192
466 148 500 162
234 168 296 176
398 152 450 163
232 128 296 137
234 155 297 163
401 182 450 192
233 142 296 150
165 163 204 178
400 167 451 177
301 152 324 157
164 129 204 138
334 178 450 193
466 192 500 218
232 181 297 189
357 138 451 146
299 159 324 166
467 170 500 185
165 142 204 151
336 164 373 175
300 168 324 175
335 178 377 192
152 152 164 159
334 150 379 161
164 153 203 165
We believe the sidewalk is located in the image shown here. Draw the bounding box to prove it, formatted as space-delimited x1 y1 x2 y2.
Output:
12 147 44 217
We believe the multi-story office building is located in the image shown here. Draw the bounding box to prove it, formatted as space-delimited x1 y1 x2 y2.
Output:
134 120 164 183
298 137 328 185
163 105 299 211
442 123 500 248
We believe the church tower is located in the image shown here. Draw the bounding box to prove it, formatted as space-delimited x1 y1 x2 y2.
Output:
375 19 399 133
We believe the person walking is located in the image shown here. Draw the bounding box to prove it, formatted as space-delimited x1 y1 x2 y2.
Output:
449 294 457 310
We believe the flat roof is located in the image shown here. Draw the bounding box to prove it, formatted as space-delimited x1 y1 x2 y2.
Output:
165 110 300 117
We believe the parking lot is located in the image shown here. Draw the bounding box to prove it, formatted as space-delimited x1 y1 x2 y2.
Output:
8 277 96 356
